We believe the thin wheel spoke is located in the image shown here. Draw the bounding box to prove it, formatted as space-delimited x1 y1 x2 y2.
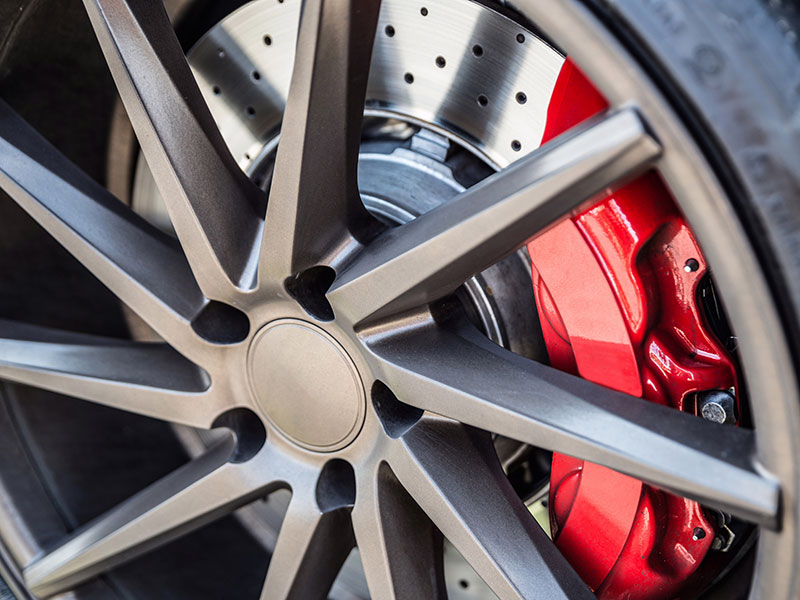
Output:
0 101 208 361
389 419 593 600
259 489 354 600
352 461 445 599
0 319 223 429
328 109 660 324
24 439 278 598
259 0 381 281
369 322 780 527
82 0 263 298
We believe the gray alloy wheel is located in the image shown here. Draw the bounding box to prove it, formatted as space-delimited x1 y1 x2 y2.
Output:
0 0 798 599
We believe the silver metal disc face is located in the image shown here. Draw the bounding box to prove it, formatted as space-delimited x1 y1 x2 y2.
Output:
191 0 563 167
132 0 565 228
248 319 365 452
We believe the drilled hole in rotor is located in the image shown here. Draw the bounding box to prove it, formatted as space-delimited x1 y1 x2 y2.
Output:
252 70 261 81
436 55 446 68
477 94 489 107
404 72 415 84
317 459 356 511
516 33 525 43
511 139 522 152
263 34 272 46
372 381 423 438
516 91 527 104
385 24 395 37
472 44 484 57
459 580 470 590
212 408 266 463
217 48 225 58
420 6 428 15
284 265 336 321
212 85 221 95
246 105 256 118
192 301 250 344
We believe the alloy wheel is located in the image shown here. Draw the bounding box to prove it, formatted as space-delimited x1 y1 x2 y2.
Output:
0 0 796 598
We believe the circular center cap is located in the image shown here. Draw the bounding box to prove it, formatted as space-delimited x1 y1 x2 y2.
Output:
247 319 365 451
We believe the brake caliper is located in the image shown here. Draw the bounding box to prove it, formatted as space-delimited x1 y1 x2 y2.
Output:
528 59 738 598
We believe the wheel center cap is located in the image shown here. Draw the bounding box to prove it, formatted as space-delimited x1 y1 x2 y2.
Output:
247 319 365 452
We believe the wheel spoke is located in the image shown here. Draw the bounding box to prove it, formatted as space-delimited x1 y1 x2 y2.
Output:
0 101 208 361
352 461 446 599
368 322 780 527
24 438 279 598
259 488 354 600
258 0 381 281
0 319 223 429
388 419 593 600
328 108 660 324
82 0 264 298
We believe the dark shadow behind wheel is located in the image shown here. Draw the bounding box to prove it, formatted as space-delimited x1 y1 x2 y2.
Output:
0 0 798 598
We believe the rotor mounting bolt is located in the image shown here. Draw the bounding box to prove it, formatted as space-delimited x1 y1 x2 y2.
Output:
698 390 737 425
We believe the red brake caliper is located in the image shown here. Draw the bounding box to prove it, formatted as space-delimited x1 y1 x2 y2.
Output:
528 60 738 598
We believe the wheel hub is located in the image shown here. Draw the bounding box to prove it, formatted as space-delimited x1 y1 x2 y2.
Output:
248 319 365 452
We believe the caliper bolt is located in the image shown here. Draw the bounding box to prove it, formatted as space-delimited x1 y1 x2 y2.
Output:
698 390 737 425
